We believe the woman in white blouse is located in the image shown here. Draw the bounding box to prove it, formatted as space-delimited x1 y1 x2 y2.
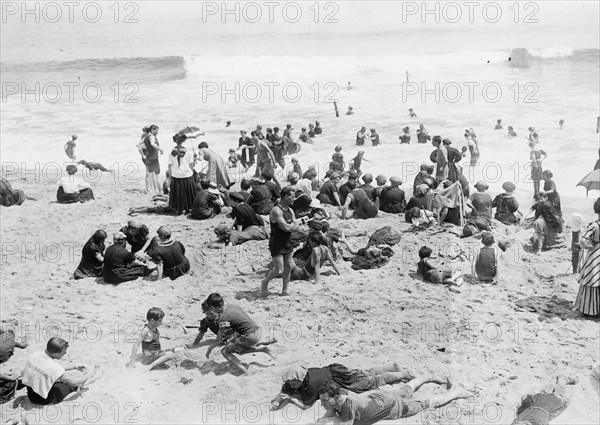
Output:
168 135 197 214
56 165 94 203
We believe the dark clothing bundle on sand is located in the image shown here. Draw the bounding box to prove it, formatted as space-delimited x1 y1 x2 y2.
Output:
0 179 27 207
348 226 401 270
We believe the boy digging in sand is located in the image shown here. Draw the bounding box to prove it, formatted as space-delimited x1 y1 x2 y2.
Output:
127 307 175 371
203 293 277 375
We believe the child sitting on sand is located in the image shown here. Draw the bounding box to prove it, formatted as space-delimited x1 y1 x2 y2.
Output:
417 246 462 285
472 232 501 283
127 307 175 371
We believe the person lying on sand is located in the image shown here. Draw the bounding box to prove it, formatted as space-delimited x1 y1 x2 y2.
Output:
21 337 98 405
127 308 176 371
78 160 112 172
511 374 578 425
316 376 472 424
271 363 415 410
203 293 276 375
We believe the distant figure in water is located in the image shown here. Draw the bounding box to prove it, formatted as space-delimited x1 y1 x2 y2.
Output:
226 121 231 127
558 119 564 129
346 106 354 115
64 134 77 161
495 119 503 130
370 128 380 146
399 126 410 144
346 81 354 90
527 127 537 142
408 108 417 118
507 126 517 137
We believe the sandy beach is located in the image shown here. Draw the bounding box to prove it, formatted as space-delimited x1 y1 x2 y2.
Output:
1 171 599 424
2 2 600 424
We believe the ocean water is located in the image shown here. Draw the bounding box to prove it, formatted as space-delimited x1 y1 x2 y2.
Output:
1 2 599 217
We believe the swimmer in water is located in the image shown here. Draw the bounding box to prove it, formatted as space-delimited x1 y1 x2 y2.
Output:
409 108 417 118
495 119 503 130
507 126 517 137
558 119 564 129
346 81 354 90
64 134 78 161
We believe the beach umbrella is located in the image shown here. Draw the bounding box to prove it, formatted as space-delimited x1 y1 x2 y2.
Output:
176 126 201 138
576 169 600 197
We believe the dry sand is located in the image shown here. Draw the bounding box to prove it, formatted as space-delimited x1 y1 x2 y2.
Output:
1 173 599 425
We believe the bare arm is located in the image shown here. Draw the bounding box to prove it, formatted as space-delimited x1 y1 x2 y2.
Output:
187 330 207 348
325 249 340 276
270 207 301 232
340 194 352 219
127 330 148 367
205 328 224 358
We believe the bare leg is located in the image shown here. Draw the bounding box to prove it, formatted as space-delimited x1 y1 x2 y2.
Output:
261 256 284 296
146 352 175 371
281 253 293 296
405 374 451 392
221 350 249 375
427 387 473 409
370 364 415 381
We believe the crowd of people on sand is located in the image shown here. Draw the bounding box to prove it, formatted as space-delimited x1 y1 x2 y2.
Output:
1 114 599 425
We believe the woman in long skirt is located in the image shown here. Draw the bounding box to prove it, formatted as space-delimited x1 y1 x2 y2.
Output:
197 142 231 188
168 135 197 214
574 198 600 316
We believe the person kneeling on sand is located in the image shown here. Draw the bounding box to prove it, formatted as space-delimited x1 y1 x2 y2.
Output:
203 293 276 375
21 337 98 405
127 307 176 371
511 374 577 425
271 363 415 410
316 377 472 424
417 246 462 285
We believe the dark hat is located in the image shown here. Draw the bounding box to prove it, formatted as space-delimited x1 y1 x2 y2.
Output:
229 192 246 203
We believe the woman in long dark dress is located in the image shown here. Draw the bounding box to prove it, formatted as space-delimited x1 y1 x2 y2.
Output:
168 135 197 215
147 226 190 280
72 230 107 279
